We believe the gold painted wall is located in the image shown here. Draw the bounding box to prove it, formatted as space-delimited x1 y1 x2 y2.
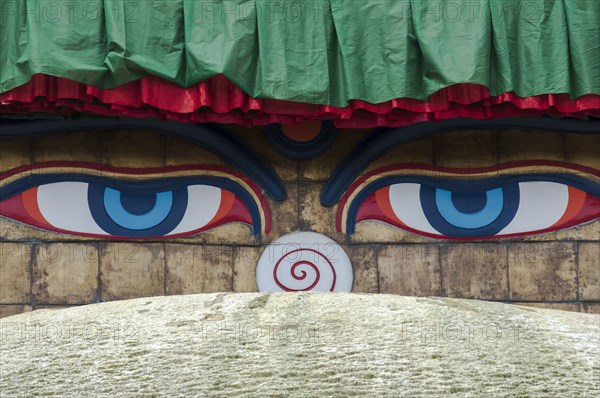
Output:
1 127 598 317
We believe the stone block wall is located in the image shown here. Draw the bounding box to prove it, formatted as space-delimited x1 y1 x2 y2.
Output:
1 127 598 317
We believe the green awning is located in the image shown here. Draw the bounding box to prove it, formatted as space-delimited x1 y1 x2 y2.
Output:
1 0 599 106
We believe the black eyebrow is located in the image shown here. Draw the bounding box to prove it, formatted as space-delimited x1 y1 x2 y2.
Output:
0 118 286 201
321 117 600 207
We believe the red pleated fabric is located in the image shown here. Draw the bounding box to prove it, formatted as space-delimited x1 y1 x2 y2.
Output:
1 74 599 128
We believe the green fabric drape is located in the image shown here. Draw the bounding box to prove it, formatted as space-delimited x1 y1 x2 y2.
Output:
1 0 599 106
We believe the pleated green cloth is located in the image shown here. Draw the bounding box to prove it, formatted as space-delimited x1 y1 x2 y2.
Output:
1 0 599 106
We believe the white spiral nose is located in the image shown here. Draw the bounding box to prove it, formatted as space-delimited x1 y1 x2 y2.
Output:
256 232 353 292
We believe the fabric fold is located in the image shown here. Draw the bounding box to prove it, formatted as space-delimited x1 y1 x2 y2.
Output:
1 0 598 106
1 74 598 128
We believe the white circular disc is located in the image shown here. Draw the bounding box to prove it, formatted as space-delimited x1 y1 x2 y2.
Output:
256 232 353 292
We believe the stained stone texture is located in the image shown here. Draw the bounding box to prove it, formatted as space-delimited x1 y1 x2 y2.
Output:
263 183 299 244
1 293 598 397
100 243 165 301
32 243 98 305
499 130 564 162
345 246 379 293
578 242 600 301
165 244 233 294
100 129 166 168
434 130 497 168
299 182 346 243
440 244 508 300
378 245 441 296
508 243 577 301
32 131 102 163
564 133 600 169
233 246 260 292
0 137 30 172
0 243 31 304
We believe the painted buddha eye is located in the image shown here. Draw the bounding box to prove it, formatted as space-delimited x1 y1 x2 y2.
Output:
339 163 600 240
0 164 270 238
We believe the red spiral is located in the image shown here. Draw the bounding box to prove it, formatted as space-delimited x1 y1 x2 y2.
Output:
273 248 337 292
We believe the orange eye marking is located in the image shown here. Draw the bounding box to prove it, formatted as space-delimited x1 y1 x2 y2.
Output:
211 189 236 223
22 187 49 226
375 186 406 227
553 186 587 228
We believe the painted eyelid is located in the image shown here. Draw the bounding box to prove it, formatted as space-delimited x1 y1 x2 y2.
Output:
0 171 268 238
340 166 600 238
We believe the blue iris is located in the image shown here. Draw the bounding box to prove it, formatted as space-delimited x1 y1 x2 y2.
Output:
88 184 188 237
420 183 520 237
103 188 173 230
435 188 504 229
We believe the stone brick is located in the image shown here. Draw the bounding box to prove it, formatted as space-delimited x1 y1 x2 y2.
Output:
299 183 346 243
32 243 98 305
233 246 261 292
101 129 166 168
168 223 259 246
350 220 440 244
512 302 580 313
232 126 297 182
345 246 378 293
578 242 600 301
0 137 30 172
166 244 233 295
165 135 223 166
508 243 577 301
0 218 100 242
378 245 441 296
264 183 299 244
367 136 434 171
0 305 32 319
499 130 564 162
434 131 497 168
32 131 101 162
564 133 600 169
555 220 600 241
100 243 165 301
300 129 366 181
0 243 31 304
441 244 508 300
580 302 600 314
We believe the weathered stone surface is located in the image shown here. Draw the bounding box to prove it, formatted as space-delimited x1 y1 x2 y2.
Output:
499 130 564 162
508 243 577 301
564 133 600 169
232 126 298 182
300 129 365 181
440 244 508 300
378 245 441 296
0 243 31 304
165 244 233 294
1 293 598 397
578 242 600 301
299 183 346 243
32 131 102 162
264 183 299 244
100 243 165 301
346 246 379 293
101 129 166 168
367 136 434 171
434 130 497 167
32 243 98 305
165 135 223 166
350 220 435 243
0 137 30 172
233 246 260 292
